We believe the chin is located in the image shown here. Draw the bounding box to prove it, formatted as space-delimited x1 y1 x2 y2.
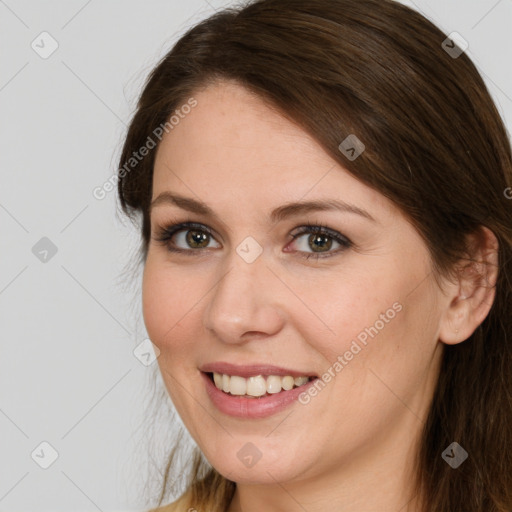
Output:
215 462 300 485
203 442 308 485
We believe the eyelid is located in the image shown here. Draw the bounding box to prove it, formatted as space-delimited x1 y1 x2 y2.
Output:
153 216 223 242
289 223 350 242
153 221 220 250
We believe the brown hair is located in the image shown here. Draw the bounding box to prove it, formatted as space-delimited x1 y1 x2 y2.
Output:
117 0 512 510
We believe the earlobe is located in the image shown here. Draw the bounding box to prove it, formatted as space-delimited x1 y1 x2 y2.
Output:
438 226 499 346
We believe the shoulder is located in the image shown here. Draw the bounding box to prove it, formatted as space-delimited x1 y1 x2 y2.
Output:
147 489 194 512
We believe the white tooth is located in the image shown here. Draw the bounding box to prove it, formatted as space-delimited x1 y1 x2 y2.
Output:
282 376 294 391
229 375 247 395
222 374 230 393
294 376 308 387
246 375 267 396
213 372 223 389
266 375 282 394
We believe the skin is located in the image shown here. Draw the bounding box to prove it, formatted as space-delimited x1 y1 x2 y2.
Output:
142 79 498 512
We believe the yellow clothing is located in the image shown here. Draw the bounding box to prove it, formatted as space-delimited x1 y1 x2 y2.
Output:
148 490 195 512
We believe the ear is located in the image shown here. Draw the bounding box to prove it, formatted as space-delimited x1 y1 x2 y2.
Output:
438 226 499 345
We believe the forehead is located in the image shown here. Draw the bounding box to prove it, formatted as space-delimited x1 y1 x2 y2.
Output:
154 82 322 177
151 81 391 218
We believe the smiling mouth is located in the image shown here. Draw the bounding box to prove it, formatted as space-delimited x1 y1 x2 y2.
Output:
205 371 316 398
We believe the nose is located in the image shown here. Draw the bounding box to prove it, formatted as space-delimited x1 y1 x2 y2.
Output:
202 246 286 344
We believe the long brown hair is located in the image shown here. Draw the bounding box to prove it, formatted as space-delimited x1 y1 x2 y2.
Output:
117 0 512 510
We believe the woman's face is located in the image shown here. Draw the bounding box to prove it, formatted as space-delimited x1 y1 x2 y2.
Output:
143 80 448 486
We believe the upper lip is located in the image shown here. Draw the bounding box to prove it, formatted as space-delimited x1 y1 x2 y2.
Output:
200 362 317 379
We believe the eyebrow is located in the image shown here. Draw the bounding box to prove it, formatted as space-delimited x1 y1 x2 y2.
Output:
150 192 376 223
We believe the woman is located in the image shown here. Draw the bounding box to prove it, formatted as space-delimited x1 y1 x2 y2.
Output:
117 0 512 510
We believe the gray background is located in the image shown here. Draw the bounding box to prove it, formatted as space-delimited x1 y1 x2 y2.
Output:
1 0 511 511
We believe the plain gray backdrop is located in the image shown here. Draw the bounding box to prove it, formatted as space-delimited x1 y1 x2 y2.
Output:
1 0 511 510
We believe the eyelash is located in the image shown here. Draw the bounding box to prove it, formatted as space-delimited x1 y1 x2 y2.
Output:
152 221 352 260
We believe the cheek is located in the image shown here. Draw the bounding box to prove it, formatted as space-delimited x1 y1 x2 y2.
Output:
141 258 191 353
142 262 167 345
292 267 399 359
297 260 437 387
142 259 200 411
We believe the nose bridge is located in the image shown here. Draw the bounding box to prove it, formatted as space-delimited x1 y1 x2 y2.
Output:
203 244 284 342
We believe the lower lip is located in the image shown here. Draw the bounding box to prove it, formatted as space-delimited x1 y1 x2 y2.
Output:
201 372 318 419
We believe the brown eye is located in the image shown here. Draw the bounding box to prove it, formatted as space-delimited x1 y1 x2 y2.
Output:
185 229 210 248
288 224 352 260
307 233 334 252
154 222 221 253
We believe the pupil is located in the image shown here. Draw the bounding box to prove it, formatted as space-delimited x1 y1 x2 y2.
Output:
310 234 331 252
187 230 209 248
